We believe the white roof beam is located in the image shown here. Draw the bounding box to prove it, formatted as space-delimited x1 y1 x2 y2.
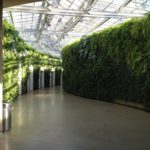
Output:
56 0 98 43
18 28 86 35
54 0 87 45
36 1 47 41
36 14 47 41
9 12 14 26
4 6 144 18
55 0 137 43
86 0 132 34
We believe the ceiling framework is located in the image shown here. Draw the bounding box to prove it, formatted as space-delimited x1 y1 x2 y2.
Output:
3 0 150 57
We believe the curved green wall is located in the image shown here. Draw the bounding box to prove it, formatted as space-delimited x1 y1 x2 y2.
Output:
62 13 150 110
3 20 61 102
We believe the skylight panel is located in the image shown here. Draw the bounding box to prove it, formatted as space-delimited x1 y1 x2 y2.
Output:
133 9 147 13
3 11 9 17
106 18 119 24
144 0 150 5
132 0 147 4
105 4 119 12
60 0 71 8
33 14 40 18
12 12 21 21
3 12 11 22
3 0 149 56
59 1 68 8
127 1 141 8
23 2 35 6
14 24 22 29
21 17 32 20
74 0 82 6
61 16 70 23
121 6 136 13
141 3 150 10
63 0 71 6
71 0 82 9
91 5 107 11
113 0 125 5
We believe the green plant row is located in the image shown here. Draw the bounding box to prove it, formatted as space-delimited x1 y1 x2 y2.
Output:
62 13 150 111
2 20 61 102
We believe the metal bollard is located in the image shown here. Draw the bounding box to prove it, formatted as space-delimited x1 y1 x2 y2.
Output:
3 103 11 131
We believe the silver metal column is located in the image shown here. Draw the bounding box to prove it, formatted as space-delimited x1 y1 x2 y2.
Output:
41 68 45 88
29 65 33 91
52 70 55 86
18 63 22 95
49 72 51 87
60 69 63 85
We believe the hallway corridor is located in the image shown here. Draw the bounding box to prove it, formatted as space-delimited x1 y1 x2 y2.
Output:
0 86 150 150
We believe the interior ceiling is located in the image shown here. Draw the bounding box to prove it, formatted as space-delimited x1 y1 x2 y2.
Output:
3 0 150 57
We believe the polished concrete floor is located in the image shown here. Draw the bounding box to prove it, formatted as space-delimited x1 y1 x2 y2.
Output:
0 86 150 150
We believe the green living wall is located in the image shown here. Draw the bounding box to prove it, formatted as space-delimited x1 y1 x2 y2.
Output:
3 51 19 102
3 20 61 102
62 13 150 111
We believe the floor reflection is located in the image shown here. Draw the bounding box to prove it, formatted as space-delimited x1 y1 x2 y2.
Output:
0 86 150 150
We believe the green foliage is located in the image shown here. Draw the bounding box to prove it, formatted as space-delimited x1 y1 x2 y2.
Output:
2 20 61 102
62 13 150 110
3 51 19 102
22 65 29 94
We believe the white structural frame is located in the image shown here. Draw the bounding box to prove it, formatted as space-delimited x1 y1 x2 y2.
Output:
2 0 150 57
4 6 144 18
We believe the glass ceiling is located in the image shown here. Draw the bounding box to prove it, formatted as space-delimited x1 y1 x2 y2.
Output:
3 0 150 57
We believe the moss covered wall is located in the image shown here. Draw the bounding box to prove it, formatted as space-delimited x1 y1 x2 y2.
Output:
62 13 150 111
3 20 61 102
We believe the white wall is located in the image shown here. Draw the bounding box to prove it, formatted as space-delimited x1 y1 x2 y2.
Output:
60 70 63 85
29 65 33 91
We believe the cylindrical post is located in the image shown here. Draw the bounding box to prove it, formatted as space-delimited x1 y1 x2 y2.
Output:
40 67 45 88
29 65 33 91
18 63 22 95
49 72 52 87
60 69 63 85
0 0 3 132
39 70 41 88
3 103 11 131
52 68 55 86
